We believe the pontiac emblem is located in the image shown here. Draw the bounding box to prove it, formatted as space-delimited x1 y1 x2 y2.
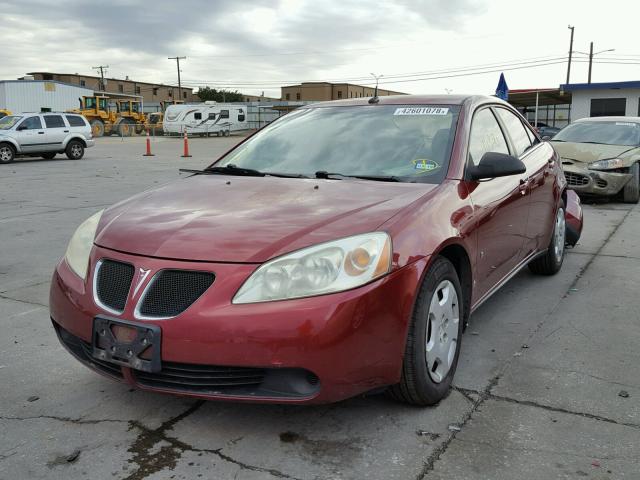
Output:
133 268 151 296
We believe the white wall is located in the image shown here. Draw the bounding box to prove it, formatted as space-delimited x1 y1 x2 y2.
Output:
0 81 94 113
571 88 640 120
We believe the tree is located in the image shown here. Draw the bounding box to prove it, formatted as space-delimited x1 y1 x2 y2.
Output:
197 87 244 102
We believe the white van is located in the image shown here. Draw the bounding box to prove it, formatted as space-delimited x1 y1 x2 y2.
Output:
163 102 248 136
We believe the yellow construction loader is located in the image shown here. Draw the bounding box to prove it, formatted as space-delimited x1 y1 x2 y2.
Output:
147 100 183 135
69 96 118 137
115 100 147 135
0 109 12 119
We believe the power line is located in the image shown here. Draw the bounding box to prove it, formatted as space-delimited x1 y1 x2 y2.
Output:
168 56 186 97
92 65 109 91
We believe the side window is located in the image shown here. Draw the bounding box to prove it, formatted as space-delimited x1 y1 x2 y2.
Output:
524 120 540 145
194 112 202 120
220 110 229 119
43 115 66 128
66 115 86 127
208 112 216 120
495 108 532 156
20 116 43 130
468 108 509 166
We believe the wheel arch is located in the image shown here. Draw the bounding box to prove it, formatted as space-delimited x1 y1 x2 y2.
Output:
430 242 473 329
0 138 20 153
66 136 87 148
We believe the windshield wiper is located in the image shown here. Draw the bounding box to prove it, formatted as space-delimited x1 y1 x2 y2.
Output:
315 171 402 182
180 164 310 179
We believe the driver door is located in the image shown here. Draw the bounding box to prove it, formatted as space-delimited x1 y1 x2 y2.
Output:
15 116 45 153
467 107 530 300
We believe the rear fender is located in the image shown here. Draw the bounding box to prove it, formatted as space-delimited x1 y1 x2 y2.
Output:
564 189 583 246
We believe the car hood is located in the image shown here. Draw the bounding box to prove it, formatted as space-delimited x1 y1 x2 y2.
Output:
551 141 639 164
95 174 436 262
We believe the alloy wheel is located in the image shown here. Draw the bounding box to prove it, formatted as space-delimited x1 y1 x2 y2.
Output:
0 146 13 162
553 208 566 263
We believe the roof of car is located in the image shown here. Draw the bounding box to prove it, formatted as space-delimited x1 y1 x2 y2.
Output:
307 94 499 108
575 116 640 123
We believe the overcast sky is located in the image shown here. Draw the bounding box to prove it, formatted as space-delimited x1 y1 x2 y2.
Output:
2 0 639 98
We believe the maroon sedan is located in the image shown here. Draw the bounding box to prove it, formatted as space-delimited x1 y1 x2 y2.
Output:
50 95 582 405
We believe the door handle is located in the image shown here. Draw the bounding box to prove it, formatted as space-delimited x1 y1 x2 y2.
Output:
519 178 529 195
38 131 45 134
63 130 69 133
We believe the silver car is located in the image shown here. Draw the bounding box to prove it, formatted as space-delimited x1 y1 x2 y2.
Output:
0 113 95 164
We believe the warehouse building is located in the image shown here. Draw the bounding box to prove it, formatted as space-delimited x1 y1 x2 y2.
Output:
281 82 406 101
0 80 94 113
559 80 640 120
24 72 198 103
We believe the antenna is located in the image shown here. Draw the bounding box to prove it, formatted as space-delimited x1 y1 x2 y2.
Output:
369 73 383 104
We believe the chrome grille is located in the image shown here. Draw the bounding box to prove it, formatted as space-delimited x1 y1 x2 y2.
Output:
95 260 134 313
138 270 215 318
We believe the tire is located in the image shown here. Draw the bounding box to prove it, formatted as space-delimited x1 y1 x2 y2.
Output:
0 143 15 164
65 140 84 160
90 120 105 137
118 120 134 137
529 201 566 275
388 256 464 406
41 153 56 159
622 162 639 204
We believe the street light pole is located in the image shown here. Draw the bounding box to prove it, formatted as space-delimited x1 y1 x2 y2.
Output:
588 43 615 83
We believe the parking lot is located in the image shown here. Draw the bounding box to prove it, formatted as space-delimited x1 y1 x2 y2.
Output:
1 135 638 480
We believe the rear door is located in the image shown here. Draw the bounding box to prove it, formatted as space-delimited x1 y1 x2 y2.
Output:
494 107 556 255
467 107 530 299
15 116 45 153
42 115 69 151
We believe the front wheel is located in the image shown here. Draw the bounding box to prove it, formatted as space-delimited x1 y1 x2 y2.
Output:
529 201 565 275
65 140 84 160
622 162 639 204
0 143 15 164
388 256 463 406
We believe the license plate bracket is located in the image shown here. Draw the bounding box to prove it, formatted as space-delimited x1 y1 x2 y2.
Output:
92 316 161 373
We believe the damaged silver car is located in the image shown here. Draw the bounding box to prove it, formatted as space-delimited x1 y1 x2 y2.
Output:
551 117 640 203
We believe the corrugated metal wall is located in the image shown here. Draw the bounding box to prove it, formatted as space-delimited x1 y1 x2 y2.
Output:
0 81 94 113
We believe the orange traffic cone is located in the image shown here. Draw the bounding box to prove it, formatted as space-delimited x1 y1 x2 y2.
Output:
181 130 192 158
143 129 154 156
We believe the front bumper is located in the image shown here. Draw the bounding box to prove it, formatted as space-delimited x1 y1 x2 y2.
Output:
563 164 632 196
85 139 96 148
50 245 426 404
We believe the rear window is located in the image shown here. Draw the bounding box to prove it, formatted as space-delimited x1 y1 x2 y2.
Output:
66 115 87 127
194 112 202 120
44 115 66 128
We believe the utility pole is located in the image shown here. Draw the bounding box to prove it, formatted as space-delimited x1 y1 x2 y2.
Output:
588 42 594 84
168 56 186 100
92 65 108 91
566 25 574 85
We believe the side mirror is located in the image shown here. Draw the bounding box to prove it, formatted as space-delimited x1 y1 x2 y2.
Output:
16 125 27 131
468 152 526 180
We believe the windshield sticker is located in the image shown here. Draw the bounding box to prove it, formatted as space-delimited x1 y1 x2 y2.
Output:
615 122 637 127
413 159 440 172
394 107 449 116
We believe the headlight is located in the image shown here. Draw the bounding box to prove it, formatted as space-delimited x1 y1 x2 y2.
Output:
233 232 392 304
588 158 626 170
64 210 103 280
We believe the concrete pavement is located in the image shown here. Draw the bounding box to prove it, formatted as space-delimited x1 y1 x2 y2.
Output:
0 136 638 479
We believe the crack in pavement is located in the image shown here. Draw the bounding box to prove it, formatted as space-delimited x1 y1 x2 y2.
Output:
123 400 302 480
0 294 47 308
0 414 129 425
417 207 636 478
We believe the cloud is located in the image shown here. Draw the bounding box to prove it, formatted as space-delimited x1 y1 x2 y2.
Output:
0 0 483 96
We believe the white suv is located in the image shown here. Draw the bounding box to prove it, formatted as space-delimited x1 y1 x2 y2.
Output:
0 113 95 164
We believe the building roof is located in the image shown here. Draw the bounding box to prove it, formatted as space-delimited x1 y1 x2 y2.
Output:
281 81 407 94
0 79 94 90
507 88 572 107
559 80 640 91
26 72 191 90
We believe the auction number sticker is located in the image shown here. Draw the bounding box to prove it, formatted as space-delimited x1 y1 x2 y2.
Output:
394 107 449 116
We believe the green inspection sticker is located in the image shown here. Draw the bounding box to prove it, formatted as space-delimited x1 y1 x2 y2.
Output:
413 159 440 172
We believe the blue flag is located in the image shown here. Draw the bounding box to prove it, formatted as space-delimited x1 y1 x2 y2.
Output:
495 73 509 100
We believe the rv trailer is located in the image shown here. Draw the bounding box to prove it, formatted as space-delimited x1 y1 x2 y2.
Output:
163 102 248 136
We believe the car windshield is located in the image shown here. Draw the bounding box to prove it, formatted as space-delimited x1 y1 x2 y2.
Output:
554 121 640 146
213 105 461 183
0 116 22 130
